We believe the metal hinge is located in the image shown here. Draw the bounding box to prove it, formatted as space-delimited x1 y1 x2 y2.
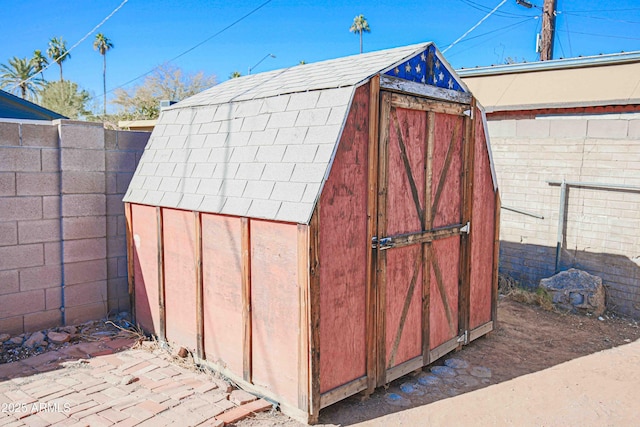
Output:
371 236 392 250
460 221 470 234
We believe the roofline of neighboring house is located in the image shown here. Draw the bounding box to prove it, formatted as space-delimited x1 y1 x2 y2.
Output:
0 89 66 120
456 51 640 77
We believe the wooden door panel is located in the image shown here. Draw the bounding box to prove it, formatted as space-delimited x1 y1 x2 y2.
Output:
384 246 423 368
428 237 460 349
386 107 426 235
431 113 463 228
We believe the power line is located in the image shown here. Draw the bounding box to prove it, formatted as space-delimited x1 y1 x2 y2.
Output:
560 11 640 25
446 16 538 59
92 0 273 103
556 28 640 41
451 16 538 45
444 0 509 53
12 0 129 90
458 0 533 18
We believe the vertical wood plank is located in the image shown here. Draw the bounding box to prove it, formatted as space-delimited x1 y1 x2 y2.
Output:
458 100 476 341
376 91 391 387
492 190 502 324
241 217 252 383
365 76 380 394
422 111 435 365
297 224 310 412
124 202 135 322
156 206 166 342
308 208 321 422
194 211 204 360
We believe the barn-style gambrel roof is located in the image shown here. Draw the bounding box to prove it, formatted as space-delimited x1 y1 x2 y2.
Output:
123 43 470 224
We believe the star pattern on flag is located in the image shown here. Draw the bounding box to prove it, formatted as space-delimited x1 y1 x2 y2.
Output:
384 45 464 92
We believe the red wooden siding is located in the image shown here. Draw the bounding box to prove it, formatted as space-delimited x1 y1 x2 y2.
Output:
469 112 496 329
162 208 198 350
318 84 370 393
201 213 244 374
250 219 300 404
132 204 159 334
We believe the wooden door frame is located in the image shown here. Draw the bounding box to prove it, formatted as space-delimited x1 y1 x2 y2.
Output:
367 82 474 389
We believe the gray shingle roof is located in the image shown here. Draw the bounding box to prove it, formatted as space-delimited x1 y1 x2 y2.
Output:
124 43 441 224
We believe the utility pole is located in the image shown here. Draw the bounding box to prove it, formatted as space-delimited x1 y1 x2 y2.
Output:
540 0 557 61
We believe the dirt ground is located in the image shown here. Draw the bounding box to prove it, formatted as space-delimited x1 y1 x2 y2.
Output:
237 296 640 426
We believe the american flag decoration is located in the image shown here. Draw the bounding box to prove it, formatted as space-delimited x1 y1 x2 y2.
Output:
385 44 465 92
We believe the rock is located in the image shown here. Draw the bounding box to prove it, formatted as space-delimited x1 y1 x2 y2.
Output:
24 331 46 349
430 366 457 377
469 366 492 378
9 336 23 345
456 374 480 387
121 375 138 385
47 331 71 344
539 268 606 316
0 333 10 343
176 347 189 358
384 393 411 407
444 358 469 369
60 326 77 335
417 373 442 386
399 382 425 396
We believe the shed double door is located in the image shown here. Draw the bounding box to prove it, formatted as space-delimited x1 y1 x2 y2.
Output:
374 91 470 386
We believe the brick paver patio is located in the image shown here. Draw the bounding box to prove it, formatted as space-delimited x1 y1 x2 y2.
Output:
0 338 272 426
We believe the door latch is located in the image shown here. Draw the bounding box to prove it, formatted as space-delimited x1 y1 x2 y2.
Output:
460 222 470 234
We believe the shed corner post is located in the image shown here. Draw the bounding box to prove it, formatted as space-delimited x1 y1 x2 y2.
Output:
156 206 167 343
365 74 381 394
194 211 205 361
124 202 136 323
306 207 321 422
459 97 478 344
241 217 252 384
492 189 502 325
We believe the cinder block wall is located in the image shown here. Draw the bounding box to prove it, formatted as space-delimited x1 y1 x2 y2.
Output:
488 115 640 318
0 119 149 333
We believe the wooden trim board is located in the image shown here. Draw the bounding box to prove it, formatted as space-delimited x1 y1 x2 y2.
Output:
381 75 473 105
320 377 368 409
124 203 135 321
156 206 166 342
241 218 252 383
297 224 310 413
365 76 381 395
194 211 204 360
308 208 321 421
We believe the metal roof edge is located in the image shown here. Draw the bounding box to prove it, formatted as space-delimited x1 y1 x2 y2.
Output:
483 98 640 113
456 51 640 77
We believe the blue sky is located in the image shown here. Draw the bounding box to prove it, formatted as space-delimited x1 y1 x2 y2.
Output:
2 0 640 113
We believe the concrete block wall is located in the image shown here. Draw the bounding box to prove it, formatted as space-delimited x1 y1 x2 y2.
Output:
488 115 640 318
0 119 149 334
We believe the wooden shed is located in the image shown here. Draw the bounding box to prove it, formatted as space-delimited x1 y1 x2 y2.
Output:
123 43 500 423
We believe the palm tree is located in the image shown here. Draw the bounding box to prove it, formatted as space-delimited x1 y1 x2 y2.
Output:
93 33 114 116
0 56 44 100
47 37 70 82
229 71 242 79
349 15 371 54
31 50 48 80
